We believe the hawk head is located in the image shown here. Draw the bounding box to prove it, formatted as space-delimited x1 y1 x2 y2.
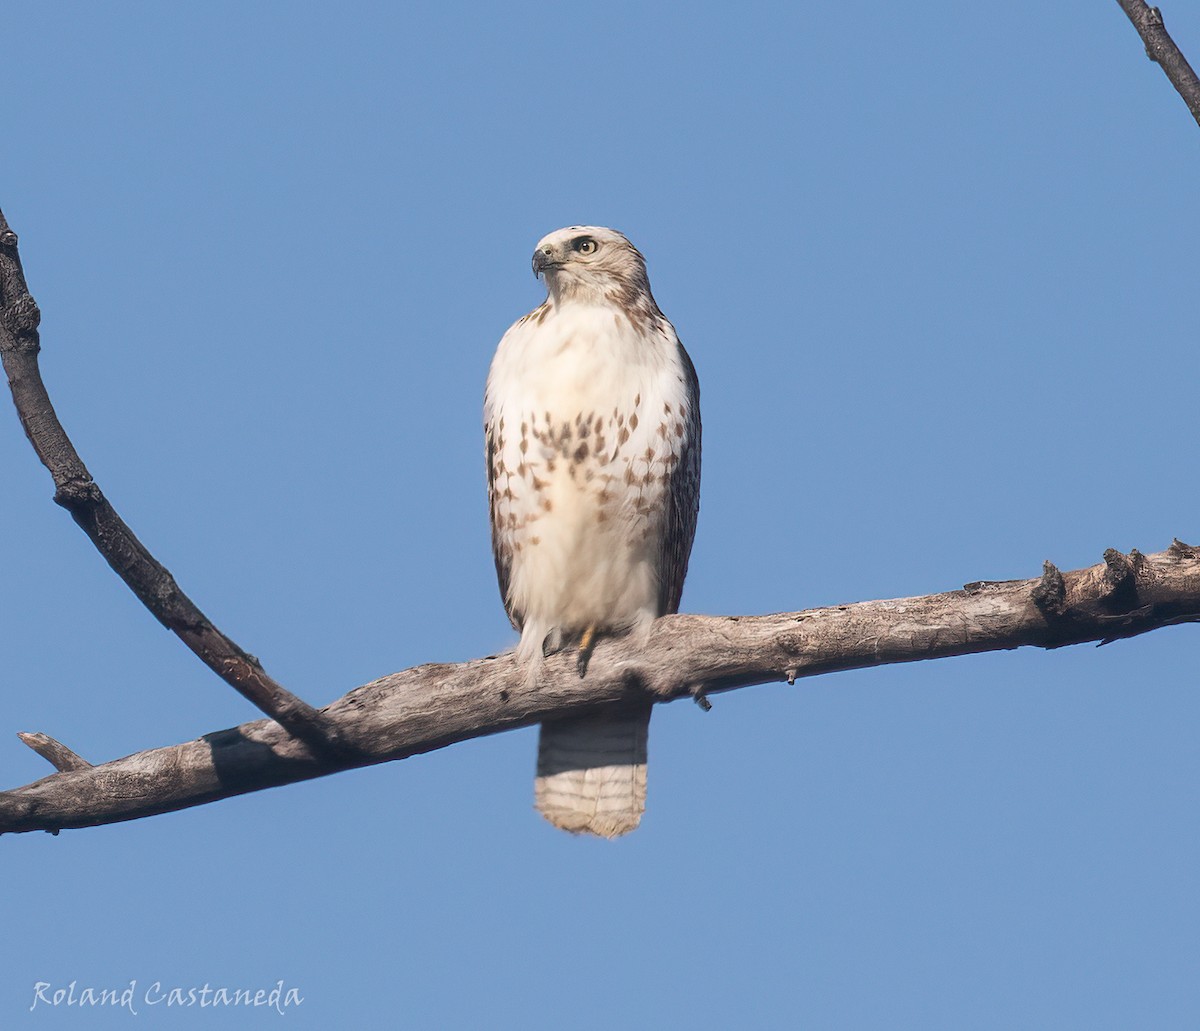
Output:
531 226 653 310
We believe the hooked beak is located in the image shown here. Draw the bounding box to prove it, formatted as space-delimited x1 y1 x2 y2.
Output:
532 248 560 278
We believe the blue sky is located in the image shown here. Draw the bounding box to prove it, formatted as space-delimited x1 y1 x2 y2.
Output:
3 2 1199 1027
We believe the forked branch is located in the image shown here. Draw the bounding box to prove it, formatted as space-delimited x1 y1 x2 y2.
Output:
0 208 346 757
2 542 1197 835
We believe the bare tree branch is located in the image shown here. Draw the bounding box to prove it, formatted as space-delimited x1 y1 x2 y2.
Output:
0 208 347 757
5 14 1200 836
2 542 1196 836
1117 0 1200 127
16 733 92 772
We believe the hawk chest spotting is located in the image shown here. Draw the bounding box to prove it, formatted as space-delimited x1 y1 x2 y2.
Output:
486 300 694 648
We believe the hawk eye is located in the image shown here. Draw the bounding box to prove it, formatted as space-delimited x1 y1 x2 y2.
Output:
573 237 598 255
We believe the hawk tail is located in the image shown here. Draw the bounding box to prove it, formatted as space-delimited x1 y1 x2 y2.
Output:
534 707 650 839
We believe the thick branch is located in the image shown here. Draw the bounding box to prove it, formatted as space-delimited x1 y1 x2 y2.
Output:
2 543 1196 836
0 208 345 756
1117 0 1200 127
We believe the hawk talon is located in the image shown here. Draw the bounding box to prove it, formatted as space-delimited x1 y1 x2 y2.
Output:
577 625 597 678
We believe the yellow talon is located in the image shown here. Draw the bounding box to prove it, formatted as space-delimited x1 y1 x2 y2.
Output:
577 624 597 678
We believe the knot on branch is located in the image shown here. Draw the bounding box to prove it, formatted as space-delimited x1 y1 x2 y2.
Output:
1033 549 1159 645
1031 561 1066 617
1103 548 1146 612
53 478 102 509
1097 548 1155 640
1103 547 1134 591
1169 538 1199 560
1 292 42 345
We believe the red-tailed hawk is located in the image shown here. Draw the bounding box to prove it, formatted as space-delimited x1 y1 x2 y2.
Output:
484 226 701 837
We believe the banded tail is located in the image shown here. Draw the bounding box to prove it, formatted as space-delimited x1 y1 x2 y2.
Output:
534 707 650 839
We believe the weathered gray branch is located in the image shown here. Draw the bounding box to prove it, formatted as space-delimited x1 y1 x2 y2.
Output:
16 733 92 773
6 15 1200 835
3 542 1196 836
1117 0 1200 127
0 207 346 757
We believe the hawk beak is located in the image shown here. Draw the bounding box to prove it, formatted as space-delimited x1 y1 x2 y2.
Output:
532 249 558 278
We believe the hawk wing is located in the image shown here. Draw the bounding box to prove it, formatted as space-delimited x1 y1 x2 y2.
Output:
485 418 522 632
658 338 701 616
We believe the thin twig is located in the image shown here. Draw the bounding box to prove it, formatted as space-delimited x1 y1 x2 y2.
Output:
0 208 347 757
1116 0 1200 127
1 544 1196 836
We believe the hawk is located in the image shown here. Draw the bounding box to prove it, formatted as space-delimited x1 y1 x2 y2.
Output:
484 226 701 838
